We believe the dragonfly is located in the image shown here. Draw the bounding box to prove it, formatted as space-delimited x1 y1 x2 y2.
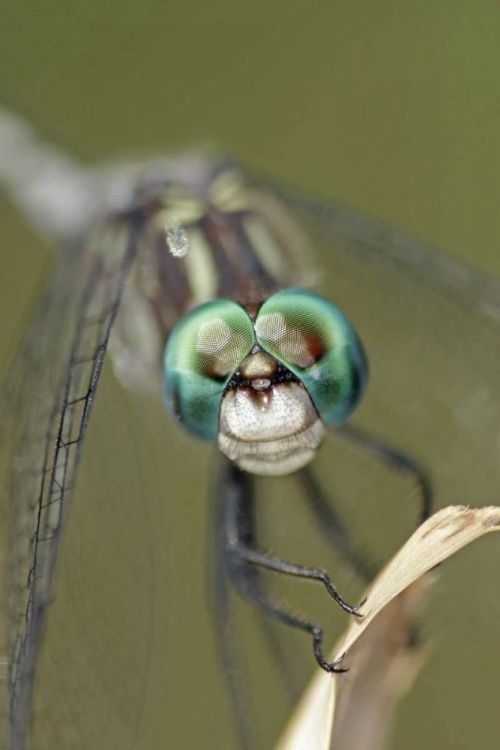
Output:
1 106 500 750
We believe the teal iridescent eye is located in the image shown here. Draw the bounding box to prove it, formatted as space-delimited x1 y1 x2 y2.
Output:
163 299 255 439
255 288 368 426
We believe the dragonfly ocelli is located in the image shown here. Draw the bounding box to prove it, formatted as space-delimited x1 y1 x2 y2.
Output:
1 108 500 750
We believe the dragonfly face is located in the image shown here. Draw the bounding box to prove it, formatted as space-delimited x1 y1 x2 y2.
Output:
164 289 368 475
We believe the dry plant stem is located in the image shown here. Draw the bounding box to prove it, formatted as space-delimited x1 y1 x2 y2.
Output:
276 506 500 750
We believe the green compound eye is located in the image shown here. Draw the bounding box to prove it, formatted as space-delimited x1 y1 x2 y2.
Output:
255 288 368 426
163 299 255 440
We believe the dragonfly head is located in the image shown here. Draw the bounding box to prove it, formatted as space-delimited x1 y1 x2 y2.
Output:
163 289 368 476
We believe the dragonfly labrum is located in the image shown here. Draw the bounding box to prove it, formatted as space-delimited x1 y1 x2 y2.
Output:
1 107 499 750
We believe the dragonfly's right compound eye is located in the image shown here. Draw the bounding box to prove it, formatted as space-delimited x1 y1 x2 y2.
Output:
163 299 255 440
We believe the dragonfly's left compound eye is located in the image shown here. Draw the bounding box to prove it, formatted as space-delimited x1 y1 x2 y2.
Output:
255 288 368 426
163 299 255 439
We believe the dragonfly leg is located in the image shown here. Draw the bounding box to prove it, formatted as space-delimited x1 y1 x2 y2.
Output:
230 558 348 674
335 424 433 525
212 455 302 721
295 466 377 583
217 456 359 673
231 544 364 616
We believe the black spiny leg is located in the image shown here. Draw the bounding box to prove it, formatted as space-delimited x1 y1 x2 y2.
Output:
337 424 433 526
217 456 359 675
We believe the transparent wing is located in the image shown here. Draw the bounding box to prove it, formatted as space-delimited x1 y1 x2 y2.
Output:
268 178 500 317
3 214 141 750
261 178 500 564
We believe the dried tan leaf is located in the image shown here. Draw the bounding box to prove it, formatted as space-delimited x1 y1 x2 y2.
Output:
276 506 500 750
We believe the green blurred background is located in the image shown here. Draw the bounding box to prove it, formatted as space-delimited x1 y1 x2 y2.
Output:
0 1 499 749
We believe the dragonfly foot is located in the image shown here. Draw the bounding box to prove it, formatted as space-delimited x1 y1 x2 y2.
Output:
312 627 349 673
